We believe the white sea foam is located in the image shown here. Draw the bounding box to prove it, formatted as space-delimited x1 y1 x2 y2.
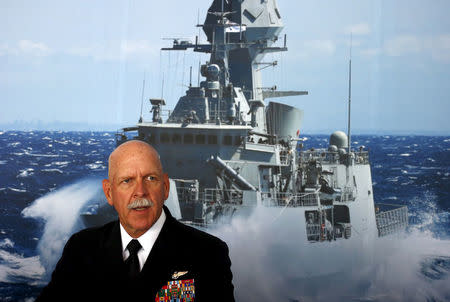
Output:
51 161 70 166
211 205 450 302
0 250 45 284
22 179 101 277
386 177 399 182
8 187 26 193
17 168 34 178
0 238 14 248
400 153 411 157
86 163 105 170
41 169 63 174
23 151 59 158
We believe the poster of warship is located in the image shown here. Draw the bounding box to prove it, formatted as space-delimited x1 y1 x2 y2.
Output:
81 0 408 247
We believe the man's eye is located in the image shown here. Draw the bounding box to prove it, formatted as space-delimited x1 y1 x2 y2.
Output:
122 178 131 184
146 176 156 181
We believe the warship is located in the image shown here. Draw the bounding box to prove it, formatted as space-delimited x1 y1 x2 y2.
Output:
81 0 408 243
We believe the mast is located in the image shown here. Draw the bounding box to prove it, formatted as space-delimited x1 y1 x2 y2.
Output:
139 73 145 123
347 35 352 153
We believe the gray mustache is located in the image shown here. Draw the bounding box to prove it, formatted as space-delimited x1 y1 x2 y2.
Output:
127 198 154 209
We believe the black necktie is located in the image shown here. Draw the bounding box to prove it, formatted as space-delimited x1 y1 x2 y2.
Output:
125 239 142 279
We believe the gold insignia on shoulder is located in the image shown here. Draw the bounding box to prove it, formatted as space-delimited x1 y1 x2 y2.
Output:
171 271 188 279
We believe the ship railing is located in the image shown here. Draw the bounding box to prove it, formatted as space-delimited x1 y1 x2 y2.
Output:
354 151 370 164
299 150 370 165
175 186 199 203
375 203 409 237
306 224 322 241
340 186 356 202
261 191 319 207
279 151 290 165
203 188 243 205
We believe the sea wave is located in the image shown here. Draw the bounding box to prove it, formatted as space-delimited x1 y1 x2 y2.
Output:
0 238 14 248
41 169 63 174
8 187 26 193
17 168 34 178
22 179 101 276
213 207 450 302
0 250 45 284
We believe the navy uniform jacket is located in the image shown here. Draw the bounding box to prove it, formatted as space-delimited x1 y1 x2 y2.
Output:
36 206 235 301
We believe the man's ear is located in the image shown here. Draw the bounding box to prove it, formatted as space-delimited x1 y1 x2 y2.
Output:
163 173 170 200
102 179 114 206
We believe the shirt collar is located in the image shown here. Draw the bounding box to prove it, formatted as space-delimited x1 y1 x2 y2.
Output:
120 209 166 256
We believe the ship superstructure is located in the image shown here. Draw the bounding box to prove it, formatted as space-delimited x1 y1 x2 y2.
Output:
82 0 407 243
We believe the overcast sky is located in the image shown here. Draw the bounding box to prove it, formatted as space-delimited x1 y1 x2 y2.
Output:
1 0 449 134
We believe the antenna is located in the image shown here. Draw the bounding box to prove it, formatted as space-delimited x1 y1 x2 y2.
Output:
197 8 201 42
161 72 165 99
198 60 201 86
139 72 146 123
347 34 352 154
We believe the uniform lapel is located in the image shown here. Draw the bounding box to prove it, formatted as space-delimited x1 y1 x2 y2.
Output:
102 220 127 275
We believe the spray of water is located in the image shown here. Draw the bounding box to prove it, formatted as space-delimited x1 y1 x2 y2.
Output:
0 249 45 285
211 206 450 302
22 178 103 279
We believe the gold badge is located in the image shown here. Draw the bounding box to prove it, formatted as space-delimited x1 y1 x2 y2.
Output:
171 271 188 279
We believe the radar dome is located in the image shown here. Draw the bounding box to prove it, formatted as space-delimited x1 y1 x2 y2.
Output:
330 131 348 149
207 64 220 79
328 145 338 152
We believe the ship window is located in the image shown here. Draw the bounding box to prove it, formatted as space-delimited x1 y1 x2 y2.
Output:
172 133 182 143
223 135 232 145
195 134 206 144
208 135 217 144
160 133 170 143
184 134 193 144
234 136 242 146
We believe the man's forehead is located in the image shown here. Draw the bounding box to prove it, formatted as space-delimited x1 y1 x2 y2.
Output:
108 141 162 178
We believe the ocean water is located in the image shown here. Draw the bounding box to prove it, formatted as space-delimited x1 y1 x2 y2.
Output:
0 131 449 301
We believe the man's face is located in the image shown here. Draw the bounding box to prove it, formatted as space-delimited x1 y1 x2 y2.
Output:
102 142 169 238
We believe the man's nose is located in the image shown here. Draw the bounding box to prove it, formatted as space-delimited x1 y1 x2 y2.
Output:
134 179 148 197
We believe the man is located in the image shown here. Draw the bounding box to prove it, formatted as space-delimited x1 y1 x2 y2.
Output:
37 140 235 301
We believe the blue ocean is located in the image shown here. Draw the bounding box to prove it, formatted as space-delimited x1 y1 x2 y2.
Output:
0 131 449 301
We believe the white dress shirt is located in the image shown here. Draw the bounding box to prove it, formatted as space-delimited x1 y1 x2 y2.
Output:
120 210 166 271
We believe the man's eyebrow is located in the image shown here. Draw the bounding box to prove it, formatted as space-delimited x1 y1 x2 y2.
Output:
116 174 133 181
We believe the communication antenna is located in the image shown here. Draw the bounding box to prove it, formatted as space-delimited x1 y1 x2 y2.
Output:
139 72 146 123
197 8 201 42
347 34 352 154
161 72 165 99
198 60 201 86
